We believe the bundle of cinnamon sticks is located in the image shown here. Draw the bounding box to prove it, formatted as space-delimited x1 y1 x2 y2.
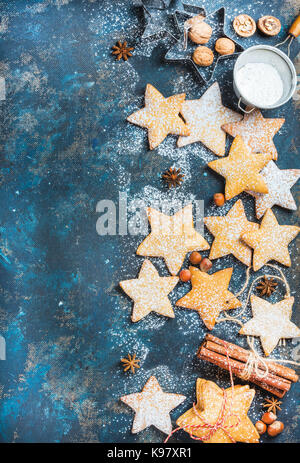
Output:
197 334 298 398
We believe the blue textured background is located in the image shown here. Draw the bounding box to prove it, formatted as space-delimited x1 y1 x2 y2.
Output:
0 0 299 443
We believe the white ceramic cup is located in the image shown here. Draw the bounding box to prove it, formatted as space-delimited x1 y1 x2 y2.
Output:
233 45 297 112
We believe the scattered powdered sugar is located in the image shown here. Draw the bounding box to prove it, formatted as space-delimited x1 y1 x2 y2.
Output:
236 63 283 107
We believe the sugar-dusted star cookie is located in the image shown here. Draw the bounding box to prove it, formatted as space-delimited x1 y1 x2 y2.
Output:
176 378 259 443
239 295 300 356
208 135 272 200
177 82 242 156
121 376 186 434
137 204 209 275
127 84 190 150
241 208 300 271
175 266 241 330
246 160 300 219
204 199 259 266
119 259 179 322
222 107 285 160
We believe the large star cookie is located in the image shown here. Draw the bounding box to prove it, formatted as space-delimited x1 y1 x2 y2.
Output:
247 160 300 219
137 204 209 275
175 266 241 330
208 135 272 200
119 259 179 322
176 378 259 443
222 108 285 160
177 82 242 156
204 199 259 266
241 208 300 271
239 295 300 356
127 84 189 150
121 376 186 434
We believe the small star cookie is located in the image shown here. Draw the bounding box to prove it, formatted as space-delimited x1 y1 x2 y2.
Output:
137 204 210 275
247 160 300 219
208 135 272 200
239 295 300 356
222 107 285 160
127 83 190 150
204 199 259 266
176 378 259 443
119 259 179 322
241 208 300 271
121 376 186 435
175 266 241 330
177 82 242 156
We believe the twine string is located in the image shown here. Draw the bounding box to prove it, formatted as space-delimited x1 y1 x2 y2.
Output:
164 349 240 443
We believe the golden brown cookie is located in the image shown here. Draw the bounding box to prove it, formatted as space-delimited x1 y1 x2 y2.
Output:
119 259 179 322
127 84 190 150
240 295 300 356
176 378 260 443
208 135 272 200
241 208 300 271
137 204 210 276
222 108 285 160
175 266 241 330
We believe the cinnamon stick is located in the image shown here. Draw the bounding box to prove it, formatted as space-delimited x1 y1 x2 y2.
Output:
198 346 291 394
204 333 298 383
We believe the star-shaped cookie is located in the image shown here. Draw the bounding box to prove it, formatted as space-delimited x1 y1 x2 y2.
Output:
204 199 259 266
208 135 272 200
127 84 189 150
121 375 186 434
137 204 210 275
175 266 241 330
247 160 300 219
176 378 259 443
177 82 242 156
222 108 285 160
119 259 179 322
239 295 300 356
241 208 300 271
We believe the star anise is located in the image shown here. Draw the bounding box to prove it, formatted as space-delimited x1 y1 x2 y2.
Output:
121 354 140 373
112 41 134 61
263 397 282 414
162 167 184 188
256 276 278 297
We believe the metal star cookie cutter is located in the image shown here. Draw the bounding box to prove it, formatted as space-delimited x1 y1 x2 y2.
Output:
165 7 244 84
140 0 186 40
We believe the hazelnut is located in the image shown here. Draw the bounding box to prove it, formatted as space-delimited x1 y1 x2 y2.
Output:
200 257 212 272
255 421 267 435
213 193 225 206
257 16 281 36
180 269 191 282
262 411 277 424
192 46 214 67
189 251 202 265
215 37 235 55
188 20 212 45
233 14 256 37
267 420 284 437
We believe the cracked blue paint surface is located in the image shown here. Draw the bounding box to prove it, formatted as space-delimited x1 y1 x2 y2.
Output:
0 0 299 443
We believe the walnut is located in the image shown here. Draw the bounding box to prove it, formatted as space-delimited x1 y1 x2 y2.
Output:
257 16 281 36
233 14 256 37
192 46 214 66
215 37 235 55
187 16 212 44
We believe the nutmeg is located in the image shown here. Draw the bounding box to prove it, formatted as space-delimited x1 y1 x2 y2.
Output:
188 19 212 44
233 14 256 37
267 420 284 437
192 46 214 67
215 38 235 56
257 16 281 36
